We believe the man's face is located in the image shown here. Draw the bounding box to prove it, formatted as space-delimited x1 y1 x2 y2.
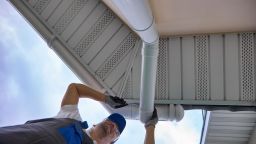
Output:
92 119 119 142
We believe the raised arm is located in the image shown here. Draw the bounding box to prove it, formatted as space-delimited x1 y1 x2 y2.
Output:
61 83 105 106
61 83 128 108
145 126 156 144
144 108 158 144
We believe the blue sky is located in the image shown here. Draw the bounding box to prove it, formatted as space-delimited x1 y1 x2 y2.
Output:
0 1 203 143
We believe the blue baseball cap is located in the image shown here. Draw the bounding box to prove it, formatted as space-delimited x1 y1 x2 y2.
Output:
107 113 126 134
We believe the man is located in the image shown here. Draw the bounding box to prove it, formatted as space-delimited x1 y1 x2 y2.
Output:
0 83 128 144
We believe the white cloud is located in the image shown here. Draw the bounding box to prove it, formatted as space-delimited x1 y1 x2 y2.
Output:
0 15 26 58
155 115 201 144
5 77 21 99
119 120 145 144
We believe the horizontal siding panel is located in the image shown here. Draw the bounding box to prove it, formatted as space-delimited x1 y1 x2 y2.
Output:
209 125 253 131
211 117 256 123
104 52 131 88
208 132 251 138
224 33 240 101
27 0 39 7
211 113 256 118
61 0 99 41
209 34 224 100
169 37 182 100
89 27 130 71
81 19 122 64
132 52 142 99
67 3 106 48
47 0 72 27
41 0 61 20
111 76 124 96
210 122 256 127
182 36 195 100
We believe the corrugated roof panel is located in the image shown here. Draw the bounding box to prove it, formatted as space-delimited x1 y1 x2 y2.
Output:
203 111 256 144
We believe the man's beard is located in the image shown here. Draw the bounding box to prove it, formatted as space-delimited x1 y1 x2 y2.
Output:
98 123 108 139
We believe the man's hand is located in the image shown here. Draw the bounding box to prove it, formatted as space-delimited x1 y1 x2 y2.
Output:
105 95 128 109
145 108 158 128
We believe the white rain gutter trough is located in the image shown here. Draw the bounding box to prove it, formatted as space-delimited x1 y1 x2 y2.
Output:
110 0 159 123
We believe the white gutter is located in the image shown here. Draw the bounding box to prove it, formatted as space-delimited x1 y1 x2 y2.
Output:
109 0 159 123
110 0 158 43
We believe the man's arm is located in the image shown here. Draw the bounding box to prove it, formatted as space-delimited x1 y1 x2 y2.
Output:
61 83 128 108
144 108 158 144
144 126 155 144
61 83 105 107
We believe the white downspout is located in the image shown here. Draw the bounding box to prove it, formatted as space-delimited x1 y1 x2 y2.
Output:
140 40 159 123
109 0 159 123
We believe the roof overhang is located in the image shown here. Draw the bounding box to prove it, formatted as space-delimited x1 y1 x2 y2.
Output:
104 0 256 36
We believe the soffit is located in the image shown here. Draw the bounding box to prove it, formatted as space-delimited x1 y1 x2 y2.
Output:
103 0 256 36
